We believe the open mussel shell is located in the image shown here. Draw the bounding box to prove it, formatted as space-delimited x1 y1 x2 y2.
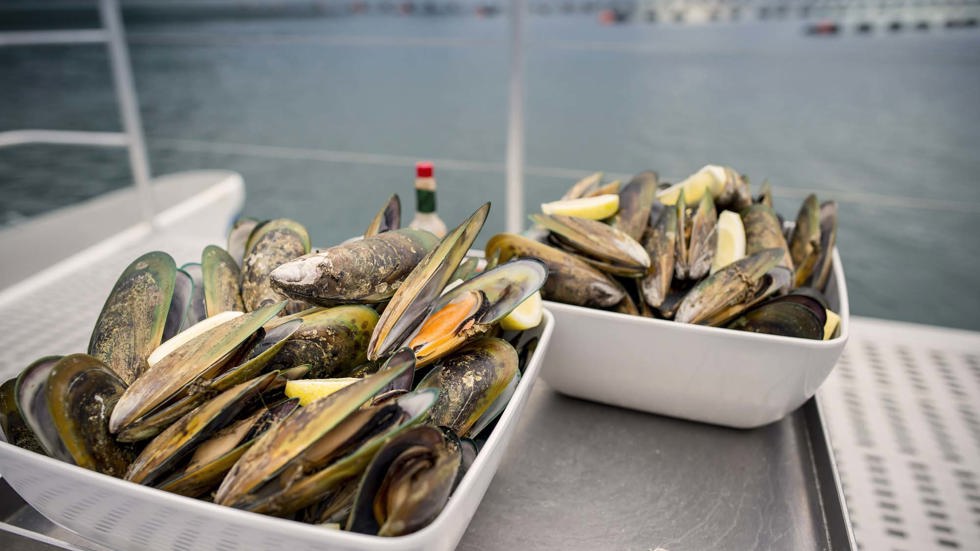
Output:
364 193 401 237
241 218 311 312
227 217 259 267
202 245 245 316
214 348 415 510
0 377 44 454
640 205 677 308
808 200 838 292
264 305 379 378
485 233 626 308
127 315 300 444
15 356 72 462
179 263 208 331
789 194 821 287
347 425 462 537
613 171 659 243
109 301 286 441
742 203 794 273
675 248 785 325
726 300 825 340
47 354 138 477
530 214 650 277
88 251 177 385
156 397 299 498
240 388 438 516
416 337 518 438
696 265 793 327
682 193 718 281
408 259 547 368
368 203 490 362
270 229 438 306
126 371 283 486
164 268 194 343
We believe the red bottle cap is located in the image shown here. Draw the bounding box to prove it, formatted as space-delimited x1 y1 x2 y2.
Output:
416 161 434 178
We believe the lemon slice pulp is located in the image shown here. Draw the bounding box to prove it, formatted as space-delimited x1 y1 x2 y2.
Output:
285 378 359 407
710 210 747 274
824 309 841 340
500 291 543 331
541 194 619 220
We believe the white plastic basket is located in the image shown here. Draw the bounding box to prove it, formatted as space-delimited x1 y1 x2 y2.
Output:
0 311 554 551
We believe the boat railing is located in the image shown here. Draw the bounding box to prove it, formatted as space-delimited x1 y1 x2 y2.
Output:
0 0 155 227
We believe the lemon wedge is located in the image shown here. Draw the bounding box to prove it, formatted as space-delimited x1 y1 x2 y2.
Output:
285 378 359 407
657 165 727 206
824 309 841 340
710 210 747 274
541 194 619 220
500 291 543 331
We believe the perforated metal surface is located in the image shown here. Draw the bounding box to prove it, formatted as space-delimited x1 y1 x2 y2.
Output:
819 318 980 551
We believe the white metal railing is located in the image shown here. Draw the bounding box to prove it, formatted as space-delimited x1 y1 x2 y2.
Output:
506 0 527 234
0 0 155 226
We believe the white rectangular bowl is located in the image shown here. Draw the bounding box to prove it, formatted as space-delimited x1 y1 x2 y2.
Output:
0 311 554 551
540 250 849 428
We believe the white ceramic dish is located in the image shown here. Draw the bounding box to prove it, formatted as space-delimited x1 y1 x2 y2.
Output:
540 250 849 428
0 311 553 551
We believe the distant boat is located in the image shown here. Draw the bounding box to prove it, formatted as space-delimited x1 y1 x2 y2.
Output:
598 7 630 25
806 20 840 36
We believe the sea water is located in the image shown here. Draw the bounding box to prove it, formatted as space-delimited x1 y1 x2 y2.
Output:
1 13 978 330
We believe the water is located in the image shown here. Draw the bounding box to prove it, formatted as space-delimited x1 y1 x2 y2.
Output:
1 13 979 331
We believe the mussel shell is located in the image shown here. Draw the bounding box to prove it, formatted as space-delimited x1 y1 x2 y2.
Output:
789 194 821 287
640 205 676 308
0 377 44 454
675 248 785 325
110 301 286 440
126 371 282 486
485 233 626 308
684 193 718 281
742 204 794 273
214 349 416 509
157 398 299 497
47 354 138 476
409 259 547 368
264 305 379 378
726 300 825 340
164 268 194 342
179 263 208 331
808 201 838 292
673 189 689 279
365 193 401 237
227 217 259 267
369 204 490 362
270 229 438 306
202 245 245 316
241 219 311 312
768 290 828 327
416 337 518 437
88 251 177 385
15 356 72 461
530 214 650 277
613 171 659 243
561 172 602 200
244 388 437 516
347 425 461 537
697 265 793 327
755 180 773 208
585 180 621 197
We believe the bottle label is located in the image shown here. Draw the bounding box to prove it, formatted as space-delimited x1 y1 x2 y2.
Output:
416 188 436 214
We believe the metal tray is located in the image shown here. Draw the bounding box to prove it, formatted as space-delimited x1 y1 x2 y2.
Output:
1 384 852 550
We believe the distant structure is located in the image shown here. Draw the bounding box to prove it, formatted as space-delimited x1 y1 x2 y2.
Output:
2 0 977 32
634 0 980 32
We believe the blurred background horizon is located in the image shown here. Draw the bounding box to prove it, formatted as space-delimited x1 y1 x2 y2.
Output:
1 0 979 330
